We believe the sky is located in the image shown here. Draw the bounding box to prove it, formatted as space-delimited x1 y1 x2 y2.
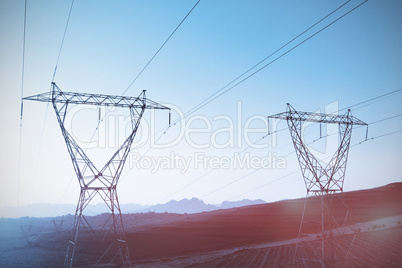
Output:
0 0 401 217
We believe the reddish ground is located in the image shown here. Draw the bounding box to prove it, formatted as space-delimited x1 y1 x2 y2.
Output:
1 183 401 267
128 183 402 266
183 226 402 268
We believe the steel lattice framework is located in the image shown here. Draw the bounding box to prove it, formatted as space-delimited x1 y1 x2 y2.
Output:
24 83 170 267
268 103 367 267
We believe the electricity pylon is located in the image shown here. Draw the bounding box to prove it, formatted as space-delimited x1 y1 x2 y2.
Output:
268 103 367 267
24 82 170 267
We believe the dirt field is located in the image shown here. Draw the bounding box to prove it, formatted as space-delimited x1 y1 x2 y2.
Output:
153 226 401 268
1 183 401 267
128 183 402 265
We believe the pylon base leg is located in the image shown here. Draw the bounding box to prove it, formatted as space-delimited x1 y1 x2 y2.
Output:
292 193 359 267
64 188 131 268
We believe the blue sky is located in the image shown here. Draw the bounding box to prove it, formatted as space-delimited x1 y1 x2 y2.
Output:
1 0 401 215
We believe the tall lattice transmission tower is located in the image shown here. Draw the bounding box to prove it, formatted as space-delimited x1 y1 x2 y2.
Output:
268 103 367 267
24 82 170 267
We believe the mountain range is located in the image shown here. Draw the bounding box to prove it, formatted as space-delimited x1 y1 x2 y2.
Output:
0 198 266 218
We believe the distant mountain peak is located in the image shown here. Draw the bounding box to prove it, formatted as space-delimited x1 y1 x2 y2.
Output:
144 198 266 214
0 198 266 218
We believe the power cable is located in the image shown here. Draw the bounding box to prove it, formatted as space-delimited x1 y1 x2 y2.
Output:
125 0 368 186
169 112 400 211
160 136 296 212
350 92 401 112
151 91 400 207
276 89 402 144
226 127 402 203
358 129 402 145
17 0 28 219
23 1 199 225
24 0 75 211
16 0 60 242
19 0 76 240
312 113 402 143
166 95 398 212
228 170 300 201
20 0 27 125
198 150 295 200
122 0 201 95
141 0 369 163
52 0 75 82
27 1 200 230
22 0 382 219
154 127 288 205
367 113 402 125
339 88 402 112
166 0 368 131
175 0 352 125
86 0 202 161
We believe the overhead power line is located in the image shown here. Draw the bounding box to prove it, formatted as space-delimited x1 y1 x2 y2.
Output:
20 0 27 122
227 170 300 201
198 149 295 200
18 0 76 221
178 0 352 124
145 0 369 158
197 127 402 208
368 113 402 125
339 88 402 112
225 126 402 203
166 109 401 212
167 0 368 129
22 1 201 222
154 127 288 205
138 0 368 171
88 0 201 154
22 0 76 210
17 0 28 219
151 89 400 206
358 129 402 145
312 113 402 143
122 0 201 95
52 0 75 82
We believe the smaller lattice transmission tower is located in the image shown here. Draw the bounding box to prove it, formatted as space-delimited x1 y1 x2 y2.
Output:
24 82 170 267
268 103 367 267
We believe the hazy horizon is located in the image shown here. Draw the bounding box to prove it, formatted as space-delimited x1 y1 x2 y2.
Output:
1 1 401 218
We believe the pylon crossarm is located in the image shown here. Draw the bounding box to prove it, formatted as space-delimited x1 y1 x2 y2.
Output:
269 104 365 267
268 103 367 126
269 110 367 126
23 83 170 267
269 104 365 193
23 82 170 110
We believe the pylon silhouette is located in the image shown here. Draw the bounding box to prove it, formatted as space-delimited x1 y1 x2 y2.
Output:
24 83 170 267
